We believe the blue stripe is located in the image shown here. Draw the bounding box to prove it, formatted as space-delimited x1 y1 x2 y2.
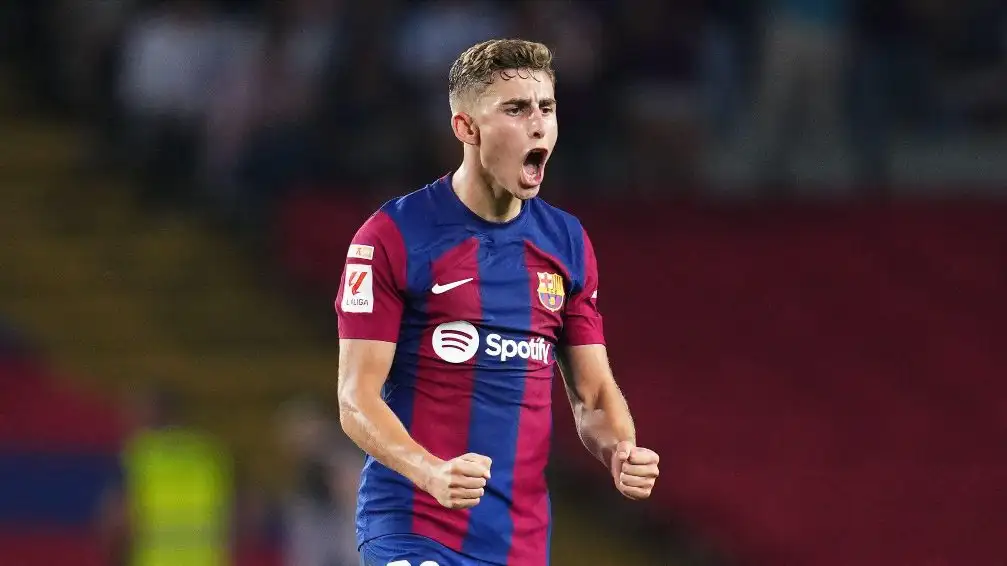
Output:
462 239 531 561
0 452 120 525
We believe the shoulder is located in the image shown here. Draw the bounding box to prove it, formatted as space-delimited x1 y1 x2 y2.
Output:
527 197 587 239
525 198 597 289
525 197 592 262
377 183 440 225
355 181 441 243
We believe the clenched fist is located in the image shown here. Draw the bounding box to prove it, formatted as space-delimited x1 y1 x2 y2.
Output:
610 440 659 500
424 453 492 509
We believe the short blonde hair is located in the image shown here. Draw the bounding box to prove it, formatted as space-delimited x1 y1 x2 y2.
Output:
448 39 555 111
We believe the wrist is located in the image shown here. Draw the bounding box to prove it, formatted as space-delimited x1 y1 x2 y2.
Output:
598 441 616 465
409 453 445 492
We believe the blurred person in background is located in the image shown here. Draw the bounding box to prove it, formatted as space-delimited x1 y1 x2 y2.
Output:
97 386 234 566
610 0 706 194
749 0 852 190
275 397 359 566
393 0 514 127
307 2 418 199
204 0 342 230
336 39 660 566
116 0 220 210
908 0 1007 135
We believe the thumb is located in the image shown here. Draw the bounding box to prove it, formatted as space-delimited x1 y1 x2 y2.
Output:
614 440 635 462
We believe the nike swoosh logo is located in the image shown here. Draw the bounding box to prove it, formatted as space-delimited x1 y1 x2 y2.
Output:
431 278 474 294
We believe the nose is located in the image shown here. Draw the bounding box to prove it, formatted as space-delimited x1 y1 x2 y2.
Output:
529 114 544 139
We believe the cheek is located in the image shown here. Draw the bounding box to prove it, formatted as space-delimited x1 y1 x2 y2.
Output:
480 125 520 164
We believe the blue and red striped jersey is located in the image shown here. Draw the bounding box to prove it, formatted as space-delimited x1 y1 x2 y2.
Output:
335 174 605 565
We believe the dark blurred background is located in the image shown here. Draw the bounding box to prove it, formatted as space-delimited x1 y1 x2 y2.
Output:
0 1 1004 565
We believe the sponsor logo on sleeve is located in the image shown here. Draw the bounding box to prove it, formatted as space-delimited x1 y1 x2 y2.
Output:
347 244 375 261
341 265 373 313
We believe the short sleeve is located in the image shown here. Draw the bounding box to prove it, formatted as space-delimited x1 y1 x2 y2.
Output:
335 211 407 342
561 227 605 346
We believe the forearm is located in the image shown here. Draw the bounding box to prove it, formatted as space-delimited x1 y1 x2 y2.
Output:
339 393 441 490
574 382 636 465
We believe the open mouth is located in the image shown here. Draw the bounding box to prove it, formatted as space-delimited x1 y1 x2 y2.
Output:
522 148 548 187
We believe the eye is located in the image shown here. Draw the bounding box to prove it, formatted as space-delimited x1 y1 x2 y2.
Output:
505 106 522 116
541 106 555 115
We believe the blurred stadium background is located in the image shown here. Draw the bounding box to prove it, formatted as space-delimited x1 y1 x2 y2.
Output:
1 0 1005 565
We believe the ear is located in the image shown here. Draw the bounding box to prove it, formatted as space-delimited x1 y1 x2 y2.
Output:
451 112 479 146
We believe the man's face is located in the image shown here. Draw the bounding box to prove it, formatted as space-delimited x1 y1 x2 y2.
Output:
469 69 557 200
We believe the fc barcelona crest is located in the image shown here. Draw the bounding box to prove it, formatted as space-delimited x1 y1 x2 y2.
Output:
537 272 565 312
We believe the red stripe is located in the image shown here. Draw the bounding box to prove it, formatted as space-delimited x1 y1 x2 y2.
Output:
508 242 565 565
410 237 482 550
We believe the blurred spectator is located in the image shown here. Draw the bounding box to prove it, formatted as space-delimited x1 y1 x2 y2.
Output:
308 4 419 197
275 398 359 566
394 0 514 126
98 385 234 566
849 0 913 183
749 0 852 188
117 0 223 208
610 0 706 193
702 1 760 141
912 0 1007 135
203 0 339 225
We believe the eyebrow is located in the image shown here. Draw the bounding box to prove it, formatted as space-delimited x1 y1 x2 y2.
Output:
501 97 556 108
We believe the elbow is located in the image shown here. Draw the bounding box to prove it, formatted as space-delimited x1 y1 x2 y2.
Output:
338 404 354 436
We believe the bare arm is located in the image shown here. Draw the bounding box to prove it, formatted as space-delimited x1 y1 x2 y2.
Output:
557 227 658 499
557 344 636 466
558 343 658 500
337 338 441 491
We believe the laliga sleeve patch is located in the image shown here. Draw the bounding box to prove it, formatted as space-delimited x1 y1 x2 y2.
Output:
342 264 374 313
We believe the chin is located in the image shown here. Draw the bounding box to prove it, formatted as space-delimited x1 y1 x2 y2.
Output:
512 185 540 200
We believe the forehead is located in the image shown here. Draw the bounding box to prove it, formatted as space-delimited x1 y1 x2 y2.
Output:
478 69 555 104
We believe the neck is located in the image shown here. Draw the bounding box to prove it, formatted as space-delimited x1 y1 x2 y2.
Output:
452 160 522 223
